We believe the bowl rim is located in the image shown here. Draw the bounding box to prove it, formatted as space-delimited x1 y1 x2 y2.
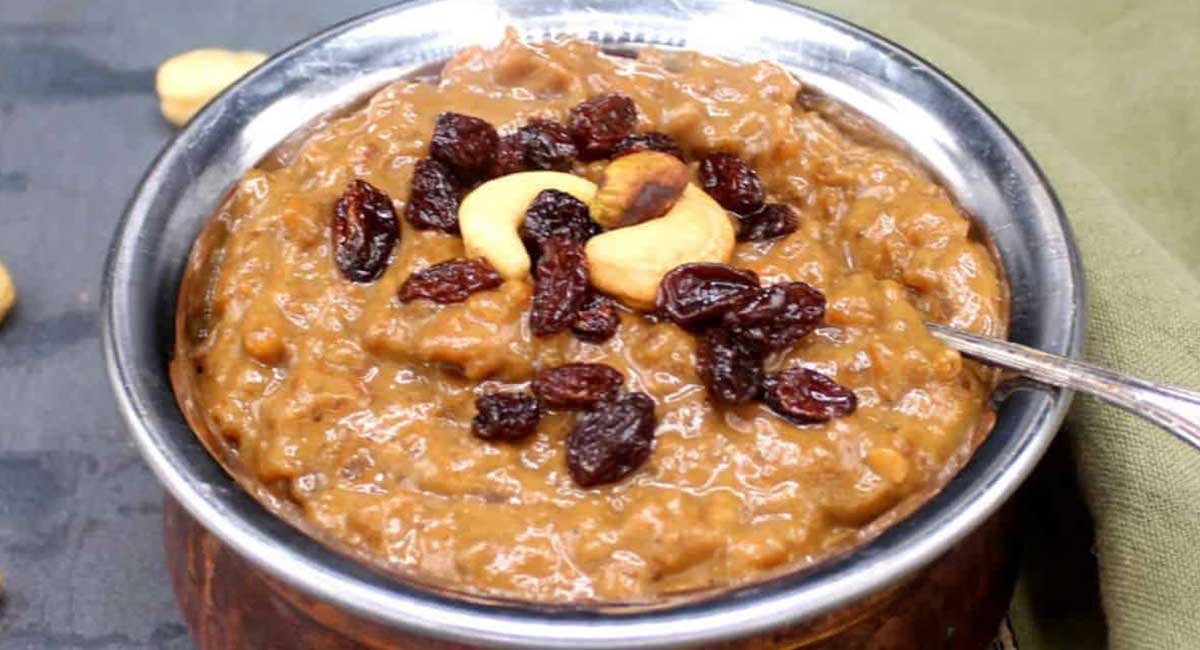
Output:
102 0 1086 647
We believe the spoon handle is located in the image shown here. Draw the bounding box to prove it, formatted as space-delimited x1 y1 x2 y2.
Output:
927 323 1200 451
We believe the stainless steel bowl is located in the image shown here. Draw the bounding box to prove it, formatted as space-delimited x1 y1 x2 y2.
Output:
102 0 1085 647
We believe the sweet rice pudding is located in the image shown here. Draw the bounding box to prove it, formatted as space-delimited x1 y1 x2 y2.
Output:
172 30 1006 603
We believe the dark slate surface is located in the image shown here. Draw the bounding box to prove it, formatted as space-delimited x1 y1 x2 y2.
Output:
0 3 388 648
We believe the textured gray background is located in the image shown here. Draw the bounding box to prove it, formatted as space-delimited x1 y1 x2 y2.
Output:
0 3 388 648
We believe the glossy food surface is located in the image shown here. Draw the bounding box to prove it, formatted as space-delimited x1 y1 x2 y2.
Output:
173 33 1005 603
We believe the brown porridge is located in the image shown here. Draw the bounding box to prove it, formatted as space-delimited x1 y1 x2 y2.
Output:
171 31 1006 603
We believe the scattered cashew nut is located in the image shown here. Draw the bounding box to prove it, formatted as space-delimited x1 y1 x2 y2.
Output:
586 184 736 310
459 171 597 280
0 258 14 325
589 151 688 229
156 48 267 127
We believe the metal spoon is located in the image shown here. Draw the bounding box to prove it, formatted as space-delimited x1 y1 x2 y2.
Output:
927 323 1200 451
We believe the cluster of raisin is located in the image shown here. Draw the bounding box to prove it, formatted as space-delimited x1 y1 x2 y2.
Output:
472 363 657 487
328 111 499 282
698 152 799 242
404 113 498 234
518 190 612 340
404 111 582 237
329 95 843 490
404 97 682 236
518 94 690 341
392 100 693 342
330 98 796 286
656 263 857 424
395 229 621 339
332 96 689 291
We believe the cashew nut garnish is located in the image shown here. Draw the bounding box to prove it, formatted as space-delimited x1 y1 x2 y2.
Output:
589 151 688 229
586 184 736 310
460 165 733 310
156 49 267 127
459 171 597 280
0 258 14 325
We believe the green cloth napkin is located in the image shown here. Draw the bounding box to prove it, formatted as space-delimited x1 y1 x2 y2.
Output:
800 1 1200 647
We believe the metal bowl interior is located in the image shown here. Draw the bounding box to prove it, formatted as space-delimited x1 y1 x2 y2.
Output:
101 0 1085 647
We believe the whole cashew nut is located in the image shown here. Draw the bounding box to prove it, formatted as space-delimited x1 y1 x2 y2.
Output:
156 49 267 127
0 258 14 325
589 151 688 229
586 184 736 310
459 171 597 280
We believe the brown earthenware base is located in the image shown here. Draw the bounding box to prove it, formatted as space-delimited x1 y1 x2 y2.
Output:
163 496 1017 650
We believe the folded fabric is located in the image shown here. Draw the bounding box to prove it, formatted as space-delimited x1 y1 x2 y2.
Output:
804 1 1200 647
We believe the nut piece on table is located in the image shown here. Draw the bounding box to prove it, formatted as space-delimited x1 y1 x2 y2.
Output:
0 259 14 325
156 48 268 127
586 184 736 310
589 151 688 229
459 171 597 280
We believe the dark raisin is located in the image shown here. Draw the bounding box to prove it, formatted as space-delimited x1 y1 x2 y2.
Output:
489 120 578 178
655 263 761 331
405 158 461 233
698 152 765 214
331 179 399 283
696 328 764 404
566 392 657 487
737 203 799 242
761 368 857 424
572 293 621 343
722 281 826 350
472 392 541 441
519 189 602 261
517 119 577 171
398 258 502 303
567 93 638 160
429 112 499 181
533 363 624 410
530 239 590 336
490 133 526 177
612 132 684 161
